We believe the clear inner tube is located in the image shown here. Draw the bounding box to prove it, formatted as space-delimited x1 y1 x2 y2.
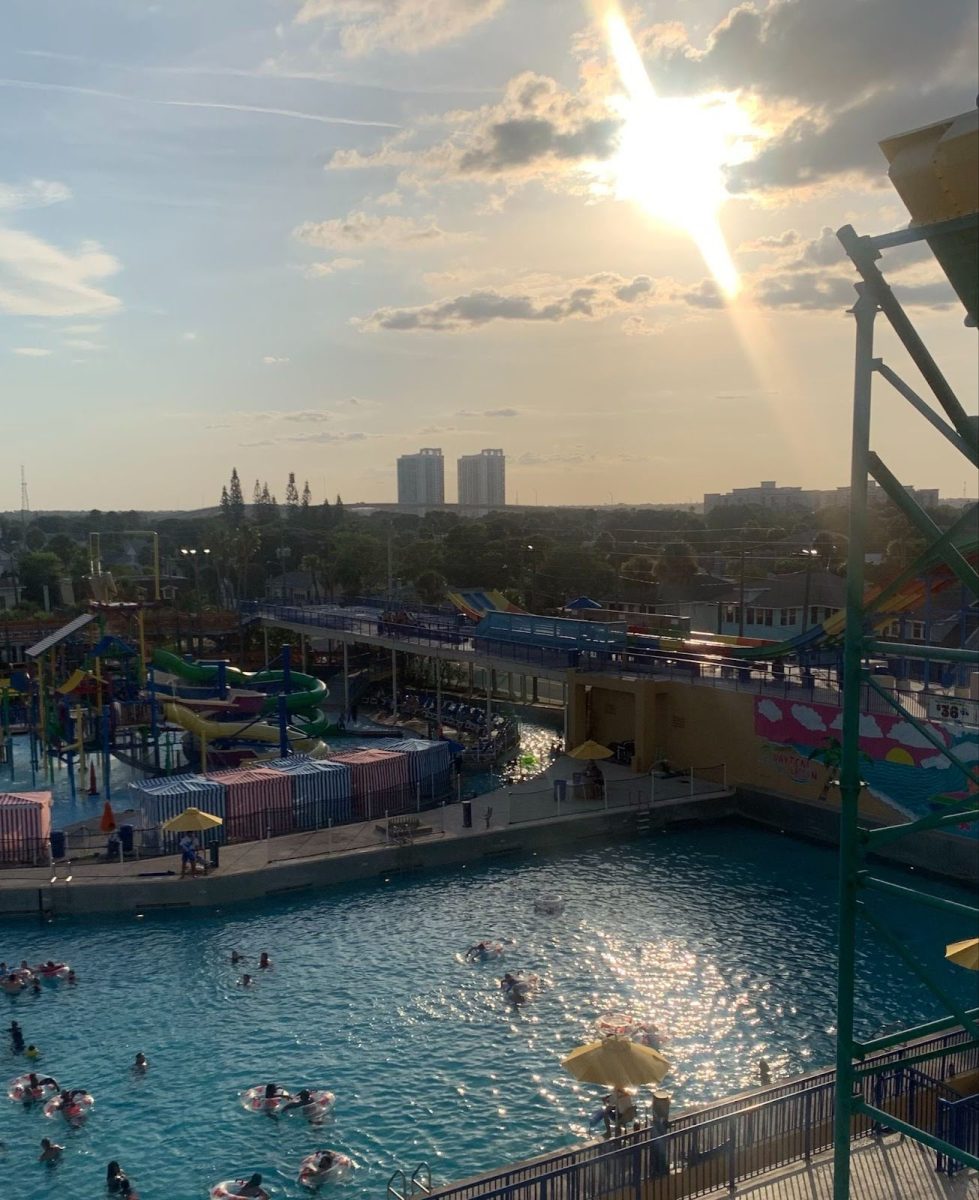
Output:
210 1179 271 1200
283 1090 336 1123
298 1151 353 1190
8 1074 58 1103
240 1085 287 1113
533 896 565 915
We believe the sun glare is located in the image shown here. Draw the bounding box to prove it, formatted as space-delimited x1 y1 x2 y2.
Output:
602 8 748 299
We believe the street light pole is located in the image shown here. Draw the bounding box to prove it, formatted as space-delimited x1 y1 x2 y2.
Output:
180 547 211 656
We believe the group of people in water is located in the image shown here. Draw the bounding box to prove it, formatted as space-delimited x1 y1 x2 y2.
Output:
6 943 350 1197
231 949 272 988
0 960 76 995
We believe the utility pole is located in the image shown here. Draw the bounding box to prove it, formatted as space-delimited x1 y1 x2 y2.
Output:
738 541 746 637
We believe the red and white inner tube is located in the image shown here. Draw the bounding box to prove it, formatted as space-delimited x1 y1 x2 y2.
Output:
298 1151 353 1190
44 1092 94 1123
37 963 70 981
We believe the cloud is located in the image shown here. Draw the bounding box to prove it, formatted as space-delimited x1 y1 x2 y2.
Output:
455 406 519 418
63 337 104 350
641 0 975 107
305 257 364 277
888 720 947 750
240 430 373 447
0 179 71 211
294 0 505 56
790 704 826 731
829 712 884 738
757 700 783 723
329 71 621 190
295 211 468 250
514 450 649 467
0 228 122 317
262 355 291 365
181 331 198 342
11 346 51 357
920 752 951 770
358 271 659 332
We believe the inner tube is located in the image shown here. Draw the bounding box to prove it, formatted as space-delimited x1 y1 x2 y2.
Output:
465 941 504 963
0 977 25 995
501 974 539 1005
534 896 565 916
597 1013 636 1038
8 1074 57 1103
44 1092 94 1124
210 1181 270 1200
37 964 70 982
240 1085 288 1114
298 1151 353 1191
283 1090 335 1123
10 968 34 983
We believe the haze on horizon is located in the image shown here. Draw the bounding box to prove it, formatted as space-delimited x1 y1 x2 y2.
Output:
2 0 977 512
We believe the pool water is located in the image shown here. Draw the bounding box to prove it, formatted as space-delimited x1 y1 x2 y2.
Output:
1 824 975 1200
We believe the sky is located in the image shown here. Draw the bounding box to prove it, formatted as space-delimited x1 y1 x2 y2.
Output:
1 0 977 511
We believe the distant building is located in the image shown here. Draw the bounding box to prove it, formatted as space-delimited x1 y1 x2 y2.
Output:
703 480 940 513
397 448 445 506
457 449 506 509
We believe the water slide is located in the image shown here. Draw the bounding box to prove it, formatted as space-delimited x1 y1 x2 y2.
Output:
151 649 332 738
447 590 526 621
162 701 327 757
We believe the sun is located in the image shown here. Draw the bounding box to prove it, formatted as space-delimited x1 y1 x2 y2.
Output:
600 7 751 299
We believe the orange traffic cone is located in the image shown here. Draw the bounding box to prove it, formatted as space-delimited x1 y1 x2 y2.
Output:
88 762 99 796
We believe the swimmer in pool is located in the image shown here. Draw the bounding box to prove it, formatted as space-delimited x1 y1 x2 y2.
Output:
133 1052 148 1074
258 952 271 969
39 1137 64 1163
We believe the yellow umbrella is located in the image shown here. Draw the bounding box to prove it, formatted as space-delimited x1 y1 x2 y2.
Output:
562 1035 670 1087
945 937 979 970
568 740 614 761
161 807 224 833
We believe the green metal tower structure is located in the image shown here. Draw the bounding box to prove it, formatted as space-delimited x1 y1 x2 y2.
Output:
830 187 979 1195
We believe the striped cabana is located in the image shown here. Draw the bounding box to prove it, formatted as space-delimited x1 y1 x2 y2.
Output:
209 767 294 842
326 748 411 820
264 755 353 829
0 791 52 865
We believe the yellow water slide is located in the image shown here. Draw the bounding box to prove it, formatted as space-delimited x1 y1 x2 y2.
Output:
163 701 324 756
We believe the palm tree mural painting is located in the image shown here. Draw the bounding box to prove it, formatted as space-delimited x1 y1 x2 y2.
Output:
808 737 871 803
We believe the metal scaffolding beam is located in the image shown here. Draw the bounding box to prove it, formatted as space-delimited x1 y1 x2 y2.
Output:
832 213 979 1198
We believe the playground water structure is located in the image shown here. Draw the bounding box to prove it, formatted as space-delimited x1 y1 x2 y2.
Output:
1 823 976 1200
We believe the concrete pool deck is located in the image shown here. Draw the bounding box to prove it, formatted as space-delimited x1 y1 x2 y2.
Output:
0 757 735 917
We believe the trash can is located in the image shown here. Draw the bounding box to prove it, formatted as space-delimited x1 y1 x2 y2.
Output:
118 824 134 854
652 1090 671 1123
209 842 220 869
553 778 567 803
461 800 472 828
50 831 66 860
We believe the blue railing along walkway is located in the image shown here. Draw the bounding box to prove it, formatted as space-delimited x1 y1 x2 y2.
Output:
425 1030 978 1200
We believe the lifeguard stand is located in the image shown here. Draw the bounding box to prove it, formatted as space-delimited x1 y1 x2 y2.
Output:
832 107 978 1196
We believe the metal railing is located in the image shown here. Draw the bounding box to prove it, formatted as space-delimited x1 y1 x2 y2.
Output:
936 1091 979 1175
242 603 972 723
426 1031 978 1200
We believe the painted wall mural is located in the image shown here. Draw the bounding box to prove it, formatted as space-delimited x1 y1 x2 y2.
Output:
753 697 978 838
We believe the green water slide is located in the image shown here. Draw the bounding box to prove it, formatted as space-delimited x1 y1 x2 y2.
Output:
151 649 331 735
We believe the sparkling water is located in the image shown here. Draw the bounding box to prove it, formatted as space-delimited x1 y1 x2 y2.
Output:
1 824 974 1200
